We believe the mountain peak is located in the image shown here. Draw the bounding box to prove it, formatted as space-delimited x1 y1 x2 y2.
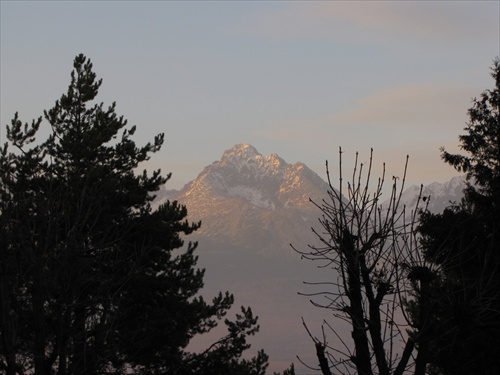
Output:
218 144 288 179
221 144 259 162
175 144 328 211
220 144 264 170
223 143 259 156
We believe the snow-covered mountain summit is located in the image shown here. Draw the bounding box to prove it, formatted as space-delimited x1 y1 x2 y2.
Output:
176 144 329 211
219 143 287 178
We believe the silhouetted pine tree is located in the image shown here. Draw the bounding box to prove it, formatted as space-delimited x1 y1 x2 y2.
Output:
0 54 268 375
418 58 500 375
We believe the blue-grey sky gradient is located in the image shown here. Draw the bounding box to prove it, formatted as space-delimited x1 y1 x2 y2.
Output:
1 1 499 190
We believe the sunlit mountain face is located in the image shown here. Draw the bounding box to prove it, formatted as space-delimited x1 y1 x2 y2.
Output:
153 144 466 373
173 144 329 254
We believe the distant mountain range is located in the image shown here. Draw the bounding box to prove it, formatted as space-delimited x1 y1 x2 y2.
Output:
153 144 466 373
396 174 466 214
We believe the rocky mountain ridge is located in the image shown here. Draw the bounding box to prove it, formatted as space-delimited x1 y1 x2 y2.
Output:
154 144 466 233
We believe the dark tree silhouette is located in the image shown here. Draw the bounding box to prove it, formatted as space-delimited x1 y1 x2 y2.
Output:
0 54 268 375
418 58 500 375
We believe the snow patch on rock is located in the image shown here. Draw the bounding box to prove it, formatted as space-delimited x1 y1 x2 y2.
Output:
227 185 276 210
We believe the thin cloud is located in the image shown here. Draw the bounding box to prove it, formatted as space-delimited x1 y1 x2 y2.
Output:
331 83 474 130
259 82 474 142
236 2 498 44
306 2 497 40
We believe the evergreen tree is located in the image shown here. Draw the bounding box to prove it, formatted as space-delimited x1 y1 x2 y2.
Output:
418 59 500 375
0 54 267 375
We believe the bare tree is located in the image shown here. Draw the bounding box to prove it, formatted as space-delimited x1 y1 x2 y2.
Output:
294 148 434 375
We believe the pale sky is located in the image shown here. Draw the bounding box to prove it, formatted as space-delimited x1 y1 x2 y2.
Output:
1 1 499 190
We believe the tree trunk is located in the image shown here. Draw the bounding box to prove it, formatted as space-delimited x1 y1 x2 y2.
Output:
343 231 372 375
32 266 47 375
316 342 332 375
0 280 17 375
414 279 431 375
70 302 88 375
